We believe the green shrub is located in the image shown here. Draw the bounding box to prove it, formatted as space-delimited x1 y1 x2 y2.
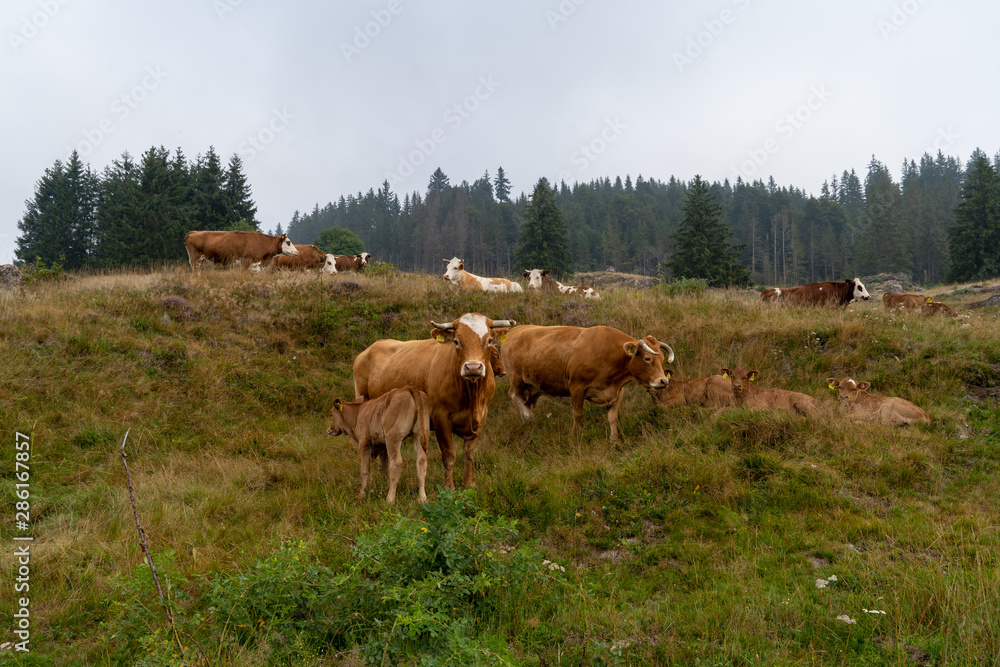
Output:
659 277 708 296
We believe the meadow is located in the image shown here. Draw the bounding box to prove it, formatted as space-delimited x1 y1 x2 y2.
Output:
1 265 999 666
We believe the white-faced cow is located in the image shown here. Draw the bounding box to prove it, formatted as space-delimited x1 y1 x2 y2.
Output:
334 253 372 273
327 386 430 504
268 244 337 273
184 230 299 271
502 324 674 440
882 292 929 312
443 257 523 293
352 313 514 489
762 279 870 308
722 367 819 417
523 269 600 299
652 374 733 408
827 377 932 426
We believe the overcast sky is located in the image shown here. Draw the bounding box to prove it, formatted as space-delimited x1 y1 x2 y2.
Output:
3 0 998 263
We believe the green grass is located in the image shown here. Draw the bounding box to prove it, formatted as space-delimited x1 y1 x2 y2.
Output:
1 265 999 665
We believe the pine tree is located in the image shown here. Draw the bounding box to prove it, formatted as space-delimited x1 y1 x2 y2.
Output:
223 154 259 229
858 157 907 275
15 151 100 269
192 146 227 230
665 175 750 287
947 149 1000 282
493 167 511 202
515 178 572 277
428 168 450 194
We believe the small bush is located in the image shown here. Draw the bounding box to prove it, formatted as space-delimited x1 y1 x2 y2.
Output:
22 255 67 285
659 277 708 296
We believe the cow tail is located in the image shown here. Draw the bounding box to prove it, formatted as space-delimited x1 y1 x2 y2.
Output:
415 388 430 454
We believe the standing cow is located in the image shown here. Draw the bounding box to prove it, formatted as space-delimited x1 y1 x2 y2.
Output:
502 324 674 440
327 386 430 504
523 269 600 299
334 253 372 272
184 230 299 271
352 313 514 489
443 257 523 293
762 279 870 308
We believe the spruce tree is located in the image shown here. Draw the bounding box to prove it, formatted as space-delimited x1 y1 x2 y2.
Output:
665 175 750 287
223 154 259 229
428 168 450 194
947 149 1000 282
858 157 907 275
493 167 511 202
514 178 572 277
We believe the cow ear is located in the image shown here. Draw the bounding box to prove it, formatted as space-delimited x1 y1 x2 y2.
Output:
748 371 759 382
542 269 550 276
491 327 509 342
431 328 456 343
858 381 871 391
333 398 343 412
458 262 465 270
522 270 529 278
721 368 729 378
926 297 933 303
623 342 638 357
827 378 838 390
664 369 673 379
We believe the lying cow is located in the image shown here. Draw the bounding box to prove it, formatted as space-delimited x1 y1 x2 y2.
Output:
921 301 957 317
882 291 929 312
335 253 372 272
267 244 337 274
827 377 932 426
184 230 299 271
722 367 819 417
523 269 600 299
762 279 870 308
353 313 514 489
327 386 430 504
652 374 733 408
443 257 523 293
502 324 674 440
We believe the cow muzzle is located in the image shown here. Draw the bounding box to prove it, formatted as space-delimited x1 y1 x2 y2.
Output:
461 361 486 379
650 377 669 389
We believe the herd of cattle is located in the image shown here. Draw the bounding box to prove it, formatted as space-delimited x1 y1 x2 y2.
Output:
181 230 953 504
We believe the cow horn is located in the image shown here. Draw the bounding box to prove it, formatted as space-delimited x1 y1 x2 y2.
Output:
660 342 675 363
491 319 515 328
431 320 455 330
639 339 659 357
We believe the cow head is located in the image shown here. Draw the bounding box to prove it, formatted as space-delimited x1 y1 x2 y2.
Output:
848 279 870 301
430 313 515 381
321 254 338 274
624 336 673 389
523 268 549 290
827 377 869 405
721 367 759 398
442 257 465 283
327 397 362 436
279 233 299 256
360 252 372 266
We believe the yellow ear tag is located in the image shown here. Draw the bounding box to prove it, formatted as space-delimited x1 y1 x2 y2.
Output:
828 383 836 390
749 376 754 382
337 403 343 412
436 335 446 342
723 372 728 378
500 334 507 343
626 347 636 357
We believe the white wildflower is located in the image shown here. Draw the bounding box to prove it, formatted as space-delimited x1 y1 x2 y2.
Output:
816 579 829 589
837 615 857 625
863 609 887 615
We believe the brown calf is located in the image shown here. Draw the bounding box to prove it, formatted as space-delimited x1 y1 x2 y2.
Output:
652 374 733 408
826 378 932 426
327 386 430 504
882 292 929 311
921 301 957 317
722 367 819 417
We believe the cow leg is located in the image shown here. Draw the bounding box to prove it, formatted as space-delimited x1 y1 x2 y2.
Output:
462 436 478 489
570 389 586 436
508 377 534 420
432 416 456 490
606 386 626 441
385 437 403 505
413 434 428 503
357 442 372 500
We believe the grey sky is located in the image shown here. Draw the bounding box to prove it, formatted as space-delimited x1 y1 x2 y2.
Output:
3 0 997 263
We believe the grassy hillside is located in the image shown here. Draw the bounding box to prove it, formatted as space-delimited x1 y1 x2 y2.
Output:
1 266 999 666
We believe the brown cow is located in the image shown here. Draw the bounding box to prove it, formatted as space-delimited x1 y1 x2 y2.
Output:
827 377 932 426
334 253 372 272
352 313 514 489
761 279 870 308
523 268 600 299
921 301 957 317
652 374 733 408
882 291 929 311
489 345 506 377
502 324 674 440
267 244 337 273
184 230 299 271
327 386 430 504
443 257 523 293
722 367 819 417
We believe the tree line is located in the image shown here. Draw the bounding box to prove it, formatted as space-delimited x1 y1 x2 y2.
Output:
14 147 1000 286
